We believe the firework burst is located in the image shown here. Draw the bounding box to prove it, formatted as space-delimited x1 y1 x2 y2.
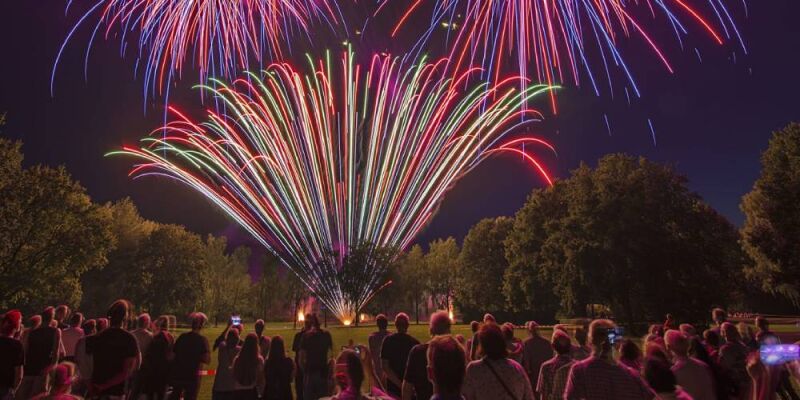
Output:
110 49 556 321
53 0 342 97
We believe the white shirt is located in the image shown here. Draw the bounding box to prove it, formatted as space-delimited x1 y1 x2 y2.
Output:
61 327 84 357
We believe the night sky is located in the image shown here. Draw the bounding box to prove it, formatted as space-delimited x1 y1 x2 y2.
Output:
1 1 799 253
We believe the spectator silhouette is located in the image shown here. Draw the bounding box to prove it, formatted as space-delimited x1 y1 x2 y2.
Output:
618 339 643 372
643 357 692 400
536 330 574 400
254 319 271 360
0 310 24 399
138 317 174 400
298 313 333 400
86 300 139 398
403 310 451 400
170 312 211 400
463 322 534 400
232 333 265 399
368 314 391 384
264 336 294 400
19 306 63 398
331 346 389 400
428 335 466 400
292 316 312 400
31 362 81 400
665 330 715 400
563 319 653 400
380 313 418 398
61 313 84 363
212 327 241 400
718 322 751 399
521 321 552 389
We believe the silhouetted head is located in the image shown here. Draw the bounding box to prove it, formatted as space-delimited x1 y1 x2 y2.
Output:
430 311 451 336
395 313 410 334
376 314 388 331
428 335 466 397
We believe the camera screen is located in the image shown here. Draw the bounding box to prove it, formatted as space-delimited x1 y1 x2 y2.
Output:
761 344 800 365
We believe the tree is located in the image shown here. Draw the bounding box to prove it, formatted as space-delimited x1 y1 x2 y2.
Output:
80 199 156 316
252 253 285 321
426 237 460 311
0 138 115 312
400 245 429 324
455 217 514 321
742 123 800 304
203 236 252 324
505 154 741 325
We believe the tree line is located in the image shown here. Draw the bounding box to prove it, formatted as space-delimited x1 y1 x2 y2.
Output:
2 121 799 325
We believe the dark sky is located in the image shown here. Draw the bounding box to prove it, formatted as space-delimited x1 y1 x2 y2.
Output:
1 1 799 252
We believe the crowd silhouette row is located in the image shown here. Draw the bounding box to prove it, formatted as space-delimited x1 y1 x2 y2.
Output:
0 300 797 400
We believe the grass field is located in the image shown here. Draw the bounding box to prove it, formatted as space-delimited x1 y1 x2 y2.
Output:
185 322 541 400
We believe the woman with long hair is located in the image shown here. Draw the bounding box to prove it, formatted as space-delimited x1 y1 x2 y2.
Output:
232 333 265 400
332 346 390 400
212 328 241 400
264 336 294 400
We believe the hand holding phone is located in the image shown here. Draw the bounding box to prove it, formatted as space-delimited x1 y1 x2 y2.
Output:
231 315 241 326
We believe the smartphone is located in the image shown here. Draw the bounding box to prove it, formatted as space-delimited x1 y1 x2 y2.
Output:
761 344 800 365
607 327 625 345
231 315 241 326
341 345 361 355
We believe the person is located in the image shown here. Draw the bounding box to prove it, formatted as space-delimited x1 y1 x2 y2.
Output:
573 327 591 361
0 310 24 399
536 330 574 400
428 335 467 400
21 315 42 350
18 307 64 399
254 319 271 360
292 317 311 400
502 323 524 364
643 357 692 400
646 324 666 347
563 319 654 400
169 312 211 400
462 322 533 400
380 313 419 398
663 314 676 331
55 305 71 330
403 311 451 400
703 329 722 360
331 346 390 400
710 308 727 339
618 339 643 372
212 328 241 400
61 313 84 363
138 317 174 400
679 324 698 341
665 330 716 400
73 319 96 396
483 314 496 325
299 313 334 400
86 299 139 398
31 362 81 400
97 318 109 333
521 320 552 389
232 333 265 400
264 336 294 400
754 317 778 345
718 322 751 399
133 313 154 358
466 321 480 361
737 322 758 350
368 314 391 383
747 351 782 400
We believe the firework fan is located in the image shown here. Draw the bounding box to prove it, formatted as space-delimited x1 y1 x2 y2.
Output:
392 0 745 109
53 0 342 97
111 49 556 322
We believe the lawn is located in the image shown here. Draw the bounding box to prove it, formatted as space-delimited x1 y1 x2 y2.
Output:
185 322 541 400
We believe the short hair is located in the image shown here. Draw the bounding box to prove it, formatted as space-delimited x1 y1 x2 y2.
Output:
428 336 466 394
307 313 320 329
155 316 169 331
190 312 208 330
551 330 572 355
69 312 84 327
137 313 151 329
477 323 507 360
41 307 56 325
679 323 696 337
574 327 588 346
29 315 42 329
712 308 727 322
395 313 410 332
82 319 97 336
470 321 480 333
721 322 740 342
501 323 515 341
255 319 265 335
55 305 70 320
376 314 388 331
1 310 22 335
107 300 130 326
643 357 677 393
588 319 616 348
703 329 720 347
430 311 452 336
483 314 496 324
664 330 689 356
97 318 109 331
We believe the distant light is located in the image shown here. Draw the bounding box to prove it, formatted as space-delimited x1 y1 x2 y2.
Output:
298 312 305 322
343 319 352 326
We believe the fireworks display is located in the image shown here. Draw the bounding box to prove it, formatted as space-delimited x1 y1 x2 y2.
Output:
111 50 555 321
391 0 745 109
53 0 342 97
